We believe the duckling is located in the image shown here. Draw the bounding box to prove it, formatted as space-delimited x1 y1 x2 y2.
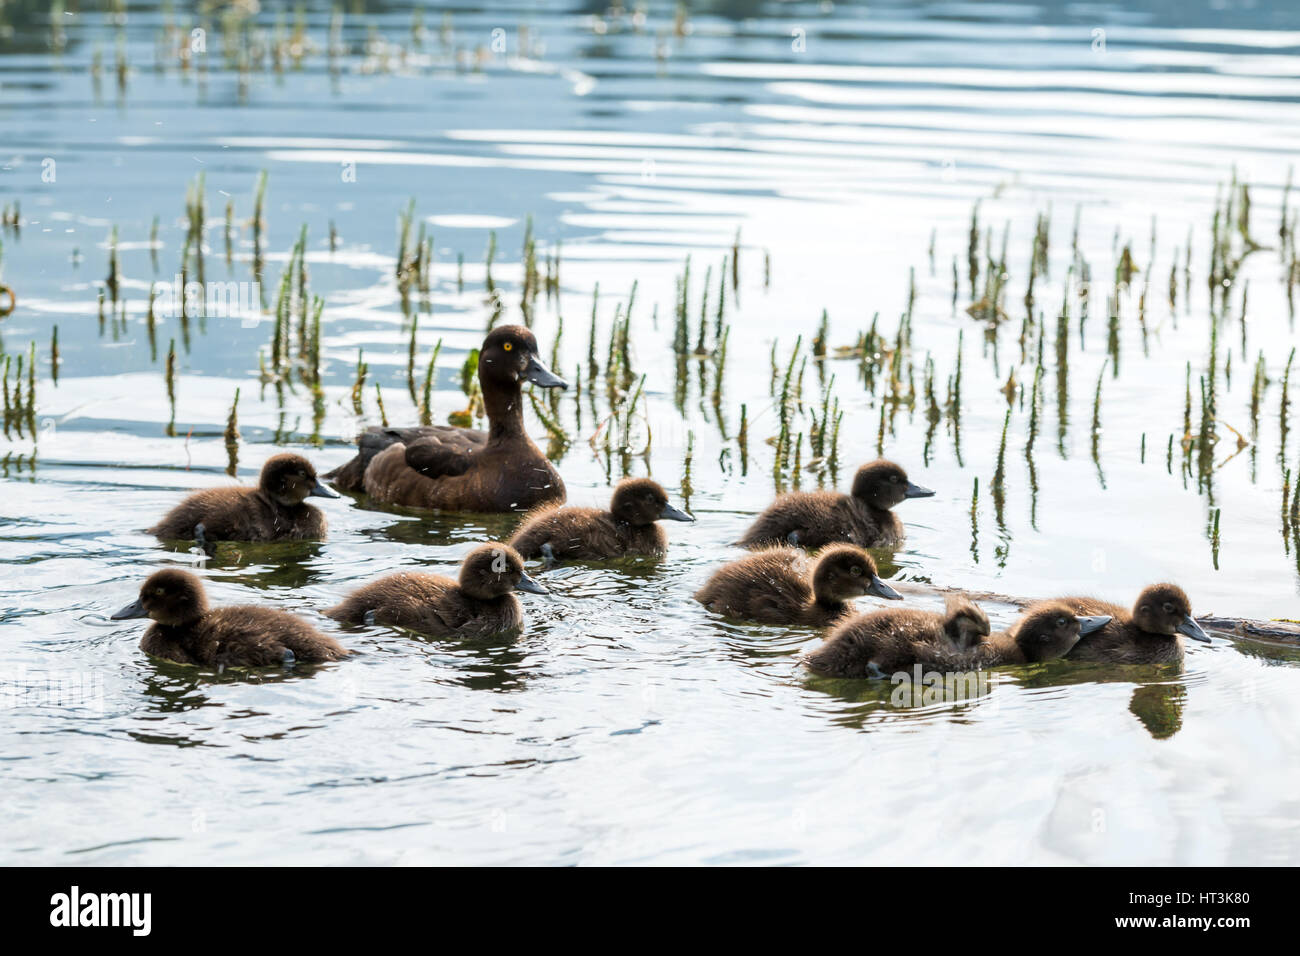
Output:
148 453 338 545
694 544 902 627
804 600 1108 678
326 543 545 638
508 478 693 562
111 568 348 667
1050 583 1212 665
735 459 933 550
326 325 568 512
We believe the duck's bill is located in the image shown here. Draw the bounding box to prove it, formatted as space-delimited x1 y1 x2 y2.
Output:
309 480 340 499
111 599 149 621
1177 615 1212 643
868 576 904 600
525 355 568 390
1076 614 1112 636
514 573 547 595
660 503 694 522
904 481 935 498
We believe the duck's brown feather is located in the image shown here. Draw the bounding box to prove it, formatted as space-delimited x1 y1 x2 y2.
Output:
140 606 347 667
694 548 851 627
148 488 327 541
509 504 667 559
326 572 523 638
736 491 902 550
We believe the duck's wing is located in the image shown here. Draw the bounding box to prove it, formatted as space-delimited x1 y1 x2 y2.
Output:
401 426 487 479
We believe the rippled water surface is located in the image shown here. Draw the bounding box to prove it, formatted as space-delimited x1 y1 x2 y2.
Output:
3 0 1300 864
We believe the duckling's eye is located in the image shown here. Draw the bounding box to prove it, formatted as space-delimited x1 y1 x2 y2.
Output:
1057 617 1067 627
1162 602 1173 613
889 475 899 483
850 566 863 576
503 342 513 352
154 588 166 596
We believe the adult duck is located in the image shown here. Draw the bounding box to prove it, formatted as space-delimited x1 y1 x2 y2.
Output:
327 325 567 512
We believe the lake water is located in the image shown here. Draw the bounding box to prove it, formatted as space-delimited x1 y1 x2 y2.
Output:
2 0 1300 865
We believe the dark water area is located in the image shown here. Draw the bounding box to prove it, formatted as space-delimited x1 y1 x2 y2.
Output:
2 0 1299 864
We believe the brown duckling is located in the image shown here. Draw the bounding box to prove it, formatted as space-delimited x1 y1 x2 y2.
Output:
326 325 567 512
111 568 349 667
1050 583 1212 665
804 600 1108 678
148 453 338 545
326 543 545 638
508 478 693 563
694 544 902 627
735 459 933 551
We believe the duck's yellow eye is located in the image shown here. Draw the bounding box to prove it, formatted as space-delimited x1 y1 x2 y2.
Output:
503 342 513 352
155 588 166 596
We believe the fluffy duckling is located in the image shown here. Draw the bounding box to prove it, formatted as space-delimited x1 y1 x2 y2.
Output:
326 543 545 638
508 478 693 562
694 544 902 627
326 325 568 512
1050 583 1212 665
804 600 1108 678
148 453 338 545
735 459 933 551
111 568 349 667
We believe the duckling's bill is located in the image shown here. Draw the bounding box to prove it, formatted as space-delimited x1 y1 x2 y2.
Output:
111 598 149 620
310 480 340 499
660 503 694 522
515 572 547 594
869 576 904 600
1177 615 1212 642
1076 614 1112 635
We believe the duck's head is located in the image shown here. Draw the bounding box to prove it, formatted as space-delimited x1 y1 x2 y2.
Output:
112 568 210 627
459 543 546 599
610 478 693 526
850 459 934 510
480 325 567 391
943 594 991 648
1132 583 1210 642
260 453 337 506
1013 602 1111 662
811 544 902 603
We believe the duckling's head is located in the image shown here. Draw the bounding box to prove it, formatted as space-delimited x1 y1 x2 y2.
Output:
459 543 546 600
480 325 568 391
1013 602 1111 662
811 544 903 603
850 459 934 510
1132 583 1211 642
610 478 693 526
112 568 210 627
943 594 991 648
260 453 338 506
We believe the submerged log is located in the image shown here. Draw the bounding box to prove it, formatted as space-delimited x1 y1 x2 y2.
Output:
892 580 1300 643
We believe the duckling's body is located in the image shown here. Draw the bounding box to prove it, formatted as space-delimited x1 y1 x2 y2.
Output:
112 568 348 667
804 600 1105 678
509 478 693 561
149 453 338 543
694 544 902 627
327 543 544 638
1053 583 1210 665
803 597 991 676
736 460 933 550
327 326 567 512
